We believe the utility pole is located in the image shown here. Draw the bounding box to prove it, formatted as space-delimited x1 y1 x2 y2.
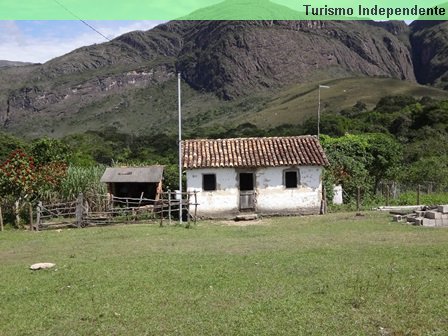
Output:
178 73 183 225
317 84 330 138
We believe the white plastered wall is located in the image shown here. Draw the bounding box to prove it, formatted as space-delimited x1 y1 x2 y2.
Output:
186 165 323 217
186 168 239 217
255 166 322 214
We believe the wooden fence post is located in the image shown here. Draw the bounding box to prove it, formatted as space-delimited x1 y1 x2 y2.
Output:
186 192 191 228
76 193 84 228
194 191 198 225
321 187 327 215
159 193 164 227
29 203 33 231
386 184 390 206
0 205 3 232
15 200 20 228
36 202 42 231
356 186 361 213
168 190 172 225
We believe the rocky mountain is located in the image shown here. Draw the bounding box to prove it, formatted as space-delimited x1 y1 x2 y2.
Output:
0 60 34 68
410 20 448 90
0 19 446 138
177 21 415 99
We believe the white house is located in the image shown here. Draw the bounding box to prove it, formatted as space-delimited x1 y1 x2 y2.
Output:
182 135 329 218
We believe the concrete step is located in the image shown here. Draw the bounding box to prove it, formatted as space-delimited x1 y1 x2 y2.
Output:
235 214 258 221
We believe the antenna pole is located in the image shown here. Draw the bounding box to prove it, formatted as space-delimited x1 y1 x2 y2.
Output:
317 85 321 138
178 73 183 225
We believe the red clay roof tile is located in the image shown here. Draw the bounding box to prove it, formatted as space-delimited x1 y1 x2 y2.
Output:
182 136 329 169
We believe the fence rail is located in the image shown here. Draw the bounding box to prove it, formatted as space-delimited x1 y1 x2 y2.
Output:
33 191 198 230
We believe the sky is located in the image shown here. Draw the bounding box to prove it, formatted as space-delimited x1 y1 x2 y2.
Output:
0 20 165 63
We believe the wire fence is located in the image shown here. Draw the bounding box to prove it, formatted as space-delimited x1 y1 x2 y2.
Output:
333 181 448 212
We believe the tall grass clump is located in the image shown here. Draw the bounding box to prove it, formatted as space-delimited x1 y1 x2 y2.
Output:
60 165 107 201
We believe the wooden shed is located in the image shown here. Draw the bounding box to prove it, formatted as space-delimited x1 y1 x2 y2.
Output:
100 166 164 202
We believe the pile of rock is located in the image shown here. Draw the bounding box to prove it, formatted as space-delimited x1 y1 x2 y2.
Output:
392 205 448 227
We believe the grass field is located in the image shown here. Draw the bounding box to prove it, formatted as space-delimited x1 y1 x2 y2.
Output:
1 212 447 335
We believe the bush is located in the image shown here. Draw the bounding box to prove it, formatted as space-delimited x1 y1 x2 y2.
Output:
391 192 448 206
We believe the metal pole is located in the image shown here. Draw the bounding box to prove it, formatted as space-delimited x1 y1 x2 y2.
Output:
317 85 330 138
317 85 321 138
178 72 183 225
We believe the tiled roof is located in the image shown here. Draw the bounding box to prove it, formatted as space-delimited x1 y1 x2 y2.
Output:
182 136 329 169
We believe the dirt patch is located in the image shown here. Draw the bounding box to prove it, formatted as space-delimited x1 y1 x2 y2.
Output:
220 220 265 226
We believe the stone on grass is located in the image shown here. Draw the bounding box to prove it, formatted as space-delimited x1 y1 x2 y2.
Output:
414 210 425 217
235 214 258 221
414 218 424 226
437 205 448 214
30 263 55 270
392 215 403 222
405 215 416 223
422 219 436 227
425 211 442 219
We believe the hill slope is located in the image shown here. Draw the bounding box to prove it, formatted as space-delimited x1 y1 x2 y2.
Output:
0 20 446 138
234 77 448 127
0 60 34 68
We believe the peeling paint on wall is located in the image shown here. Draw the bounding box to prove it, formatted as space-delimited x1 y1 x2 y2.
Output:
186 166 322 218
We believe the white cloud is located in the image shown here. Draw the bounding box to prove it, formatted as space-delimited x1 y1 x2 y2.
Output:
0 20 164 64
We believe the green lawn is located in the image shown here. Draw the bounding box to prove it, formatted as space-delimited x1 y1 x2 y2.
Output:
1 212 447 335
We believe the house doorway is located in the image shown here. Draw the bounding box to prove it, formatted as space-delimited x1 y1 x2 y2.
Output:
239 172 255 211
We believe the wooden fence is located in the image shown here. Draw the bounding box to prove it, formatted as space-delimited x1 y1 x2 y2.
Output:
33 191 198 230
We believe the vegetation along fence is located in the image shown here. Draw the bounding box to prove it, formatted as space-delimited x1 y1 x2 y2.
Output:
30 191 198 230
377 181 448 206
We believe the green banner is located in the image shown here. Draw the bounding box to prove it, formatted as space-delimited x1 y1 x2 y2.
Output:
0 0 447 20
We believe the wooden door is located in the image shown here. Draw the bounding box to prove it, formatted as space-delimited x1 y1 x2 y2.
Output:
239 172 255 211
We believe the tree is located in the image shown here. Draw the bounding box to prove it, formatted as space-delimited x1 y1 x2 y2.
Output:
364 133 402 192
406 156 448 190
0 131 28 163
375 95 417 113
321 133 402 201
321 134 372 201
31 137 71 165
0 150 37 199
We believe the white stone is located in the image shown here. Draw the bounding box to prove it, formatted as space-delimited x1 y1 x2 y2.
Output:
235 214 258 221
414 218 424 226
30 263 55 270
437 205 448 214
422 219 436 227
392 215 402 222
425 211 442 219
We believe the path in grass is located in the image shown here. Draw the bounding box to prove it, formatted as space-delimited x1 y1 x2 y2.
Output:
1 212 447 335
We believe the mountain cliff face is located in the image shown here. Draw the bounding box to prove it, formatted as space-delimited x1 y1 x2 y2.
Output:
177 21 415 99
0 19 443 137
410 20 448 90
